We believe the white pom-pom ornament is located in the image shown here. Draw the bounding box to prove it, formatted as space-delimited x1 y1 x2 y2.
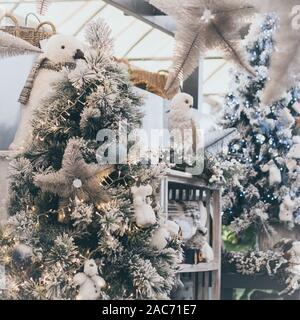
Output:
73 178 83 189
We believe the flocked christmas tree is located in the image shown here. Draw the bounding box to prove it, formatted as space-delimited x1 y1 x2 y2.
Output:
221 14 300 294
0 19 182 300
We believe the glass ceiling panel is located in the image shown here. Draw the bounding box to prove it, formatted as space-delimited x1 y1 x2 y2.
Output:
126 29 173 58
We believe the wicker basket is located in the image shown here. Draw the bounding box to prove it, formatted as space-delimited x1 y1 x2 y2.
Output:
130 68 171 99
115 58 172 98
0 13 56 48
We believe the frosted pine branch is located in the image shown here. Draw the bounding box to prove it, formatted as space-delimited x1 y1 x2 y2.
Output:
85 18 114 55
0 31 42 58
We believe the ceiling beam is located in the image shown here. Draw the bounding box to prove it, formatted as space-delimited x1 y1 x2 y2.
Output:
104 0 165 16
102 0 175 35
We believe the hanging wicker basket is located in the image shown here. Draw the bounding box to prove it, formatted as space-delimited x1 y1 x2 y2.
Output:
130 68 171 98
115 58 172 98
0 13 56 48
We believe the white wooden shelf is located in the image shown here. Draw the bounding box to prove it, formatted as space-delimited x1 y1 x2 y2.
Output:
177 262 219 274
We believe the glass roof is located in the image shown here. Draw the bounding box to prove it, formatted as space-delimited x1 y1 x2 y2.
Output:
0 0 231 96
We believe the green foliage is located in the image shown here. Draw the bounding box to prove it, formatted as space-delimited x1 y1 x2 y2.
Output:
222 226 256 252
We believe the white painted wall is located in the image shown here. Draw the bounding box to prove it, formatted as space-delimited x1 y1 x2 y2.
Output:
135 87 170 155
0 54 35 150
0 54 35 221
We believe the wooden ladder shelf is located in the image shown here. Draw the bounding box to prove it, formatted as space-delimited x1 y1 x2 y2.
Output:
160 169 222 300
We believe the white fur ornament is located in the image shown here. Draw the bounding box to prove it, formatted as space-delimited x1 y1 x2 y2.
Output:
261 160 282 186
292 101 300 114
288 136 300 160
286 159 297 172
150 226 170 251
279 196 295 223
165 220 180 237
279 108 295 129
74 259 106 300
131 184 156 228
10 34 86 150
150 220 180 251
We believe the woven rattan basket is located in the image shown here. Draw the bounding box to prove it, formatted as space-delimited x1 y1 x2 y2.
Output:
115 58 171 98
130 68 170 98
0 13 56 48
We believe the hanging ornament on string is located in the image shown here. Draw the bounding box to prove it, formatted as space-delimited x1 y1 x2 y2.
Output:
149 0 256 95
